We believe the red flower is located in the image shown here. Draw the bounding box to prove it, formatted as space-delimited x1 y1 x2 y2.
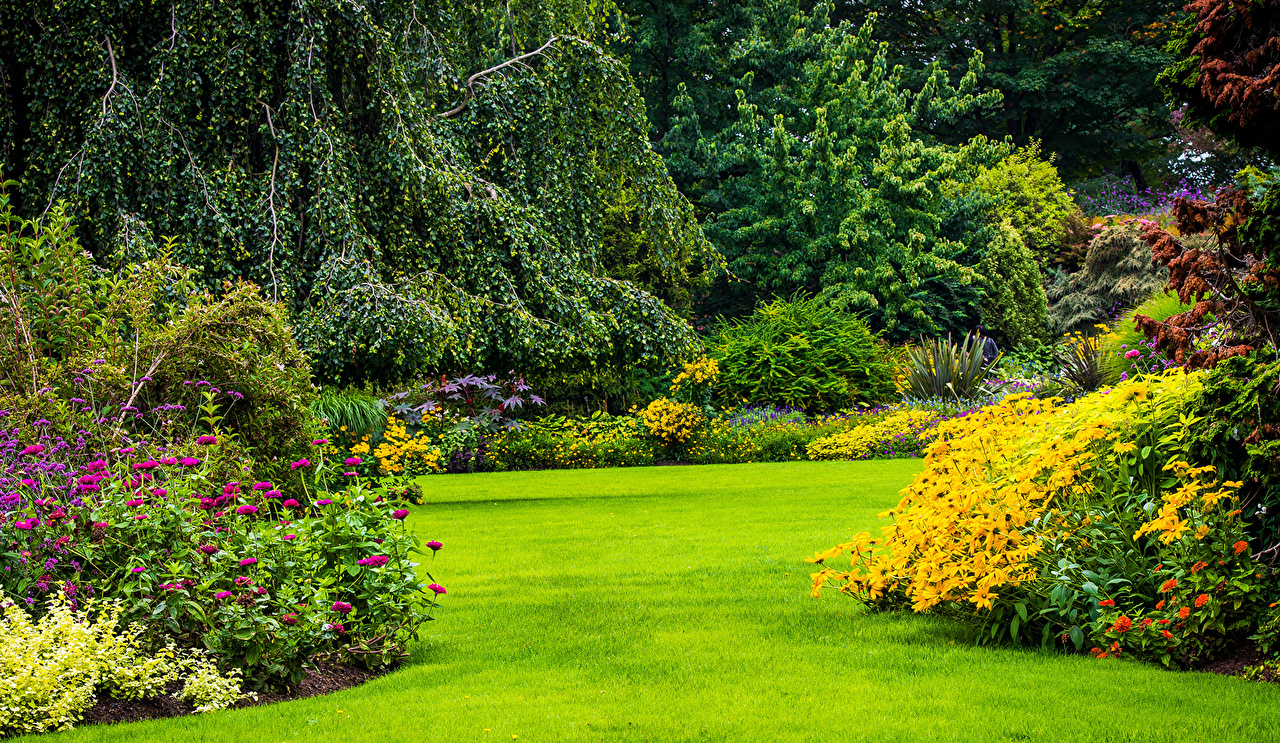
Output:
1157 619 1171 625
1178 606 1190 619
1112 616 1132 633
1194 594 1209 608
1190 560 1209 574
1234 541 1249 555
1098 599 1116 607
1159 578 1178 593
1140 618 1153 628
1162 630 1173 639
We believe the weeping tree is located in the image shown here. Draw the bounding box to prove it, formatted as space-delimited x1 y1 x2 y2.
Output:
0 0 715 383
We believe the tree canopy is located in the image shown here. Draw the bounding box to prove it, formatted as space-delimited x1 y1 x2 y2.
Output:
0 0 715 383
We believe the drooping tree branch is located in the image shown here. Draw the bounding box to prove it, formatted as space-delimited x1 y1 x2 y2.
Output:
439 36 558 119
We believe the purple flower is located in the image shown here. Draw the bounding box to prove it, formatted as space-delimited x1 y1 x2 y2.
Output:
236 505 259 516
330 601 353 614
426 541 443 552
357 555 390 567
180 457 201 467
133 460 159 470
239 557 258 566
131 566 145 573
20 444 44 456
428 583 447 595
198 544 219 555
263 490 282 499
252 482 272 491
343 457 362 466
197 435 218 445
290 459 310 470
283 499 300 508
215 591 233 600
392 509 409 520
152 488 168 497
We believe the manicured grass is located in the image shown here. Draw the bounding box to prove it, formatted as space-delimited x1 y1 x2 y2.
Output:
41 461 1280 742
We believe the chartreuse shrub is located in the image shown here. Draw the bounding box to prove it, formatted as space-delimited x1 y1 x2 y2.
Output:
709 296 896 413
971 141 1075 266
0 592 251 735
806 411 944 461
809 372 1278 667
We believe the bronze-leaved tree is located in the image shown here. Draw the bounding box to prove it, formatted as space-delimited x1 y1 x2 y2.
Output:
0 0 716 383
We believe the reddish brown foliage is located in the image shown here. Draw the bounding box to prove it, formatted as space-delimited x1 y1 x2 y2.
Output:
1181 0 1280 152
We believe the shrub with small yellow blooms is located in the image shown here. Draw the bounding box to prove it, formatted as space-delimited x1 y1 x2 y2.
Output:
640 397 704 449
806 411 943 461
670 356 720 397
370 417 444 475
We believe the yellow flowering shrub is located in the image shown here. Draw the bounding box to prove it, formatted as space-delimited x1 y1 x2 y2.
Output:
370 417 444 475
670 356 720 396
808 371 1230 650
806 411 942 461
640 398 704 448
486 413 654 471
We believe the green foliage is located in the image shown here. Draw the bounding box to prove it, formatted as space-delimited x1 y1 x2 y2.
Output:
1100 292 1193 383
978 221 1049 348
1048 224 1169 335
313 387 387 441
0 0 713 384
902 333 1000 401
972 143 1075 265
1053 333 1107 397
708 296 896 412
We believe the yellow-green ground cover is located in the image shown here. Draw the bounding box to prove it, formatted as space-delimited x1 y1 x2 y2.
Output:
33 462 1280 742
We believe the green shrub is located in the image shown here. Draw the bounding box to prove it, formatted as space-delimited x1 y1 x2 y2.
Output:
971 141 1075 265
1047 223 1169 335
313 387 386 441
902 333 1000 401
979 221 1049 348
709 296 896 412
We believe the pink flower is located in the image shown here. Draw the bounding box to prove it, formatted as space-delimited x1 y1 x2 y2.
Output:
290 459 310 470
252 482 272 491
312 439 329 445
281 613 298 624
134 514 148 520
331 601 353 614
357 555 389 567
234 576 253 586
283 499 300 508
1124 349 1141 359
426 541 443 551
198 544 219 555
180 457 201 467
263 490 282 499
20 444 44 456
236 505 259 516
316 499 332 506
428 583 447 595
126 499 144 507
94 521 109 528
197 435 218 445
151 488 167 497
132 461 159 470
343 471 358 477
392 509 409 520
131 566 145 573
215 591 233 600
283 534 297 541
19 479 36 487
344 457 362 466
159 457 178 465
239 557 258 566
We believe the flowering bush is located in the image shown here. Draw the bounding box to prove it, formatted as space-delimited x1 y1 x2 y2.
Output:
807 372 1277 664
487 412 654 471
639 398 704 450
806 411 944 461
0 403 442 689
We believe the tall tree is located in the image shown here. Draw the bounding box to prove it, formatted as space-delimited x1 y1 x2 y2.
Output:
0 0 714 383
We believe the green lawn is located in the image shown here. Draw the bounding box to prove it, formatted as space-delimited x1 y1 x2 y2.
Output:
42 461 1280 742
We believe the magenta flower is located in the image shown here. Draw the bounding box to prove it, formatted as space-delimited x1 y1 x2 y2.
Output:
283 534 297 541
134 514 148 520
131 566 145 573
330 601 353 614
19 479 36 487
198 544 219 555
126 499 144 507
215 591 233 600
316 499 332 506
152 488 167 497
180 457 201 467
159 457 178 465
94 521 109 528
281 613 299 624
197 435 218 445
132 461 159 470
20 444 44 456
357 555 390 567
239 557 258 566
290 458 310 470
252 482 272 491
312 439 329 445
426 541 443 552
343 457 362 466
343 471 358 477
234 576 253 586
428 583 447 595
263 489 282 499
392 509 409 520
283 499 300 508
1124 349 1141 359
236 505 259 516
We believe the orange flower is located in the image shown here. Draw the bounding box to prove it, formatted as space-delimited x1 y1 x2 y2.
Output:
1159 578 1178 593
1112 616 1133 633
1157 619 1171 625
1098 599 1116 607
1234 541 1249 555
1110 642 1122 654
1140 618 1153 628
1089 647 1104 658
1156 600 1165 610
1162 630 1173 639
1190 560 1209 574
1179 606 1191 619
1194 594 1209 608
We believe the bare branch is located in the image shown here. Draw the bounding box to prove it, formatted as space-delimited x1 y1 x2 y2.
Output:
439 36 558 119
101 36 119 119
